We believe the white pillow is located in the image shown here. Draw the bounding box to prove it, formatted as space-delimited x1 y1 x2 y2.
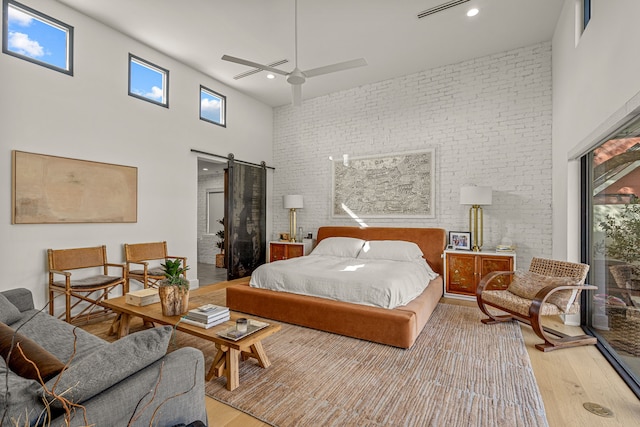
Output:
309 237 365 258
357 240 424 262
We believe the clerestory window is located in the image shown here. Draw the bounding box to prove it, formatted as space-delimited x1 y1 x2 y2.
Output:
2 0 73 75
128 54 169 107
200 85 226 127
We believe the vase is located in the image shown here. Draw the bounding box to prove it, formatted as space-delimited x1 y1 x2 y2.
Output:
158 285 190 316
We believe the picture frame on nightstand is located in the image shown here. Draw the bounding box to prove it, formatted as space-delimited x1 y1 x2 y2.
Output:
449 231 471 251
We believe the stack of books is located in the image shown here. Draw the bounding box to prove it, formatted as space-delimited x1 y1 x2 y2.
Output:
181 304 230 329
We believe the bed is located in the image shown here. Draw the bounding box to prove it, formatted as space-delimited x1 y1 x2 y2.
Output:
226 226 446 348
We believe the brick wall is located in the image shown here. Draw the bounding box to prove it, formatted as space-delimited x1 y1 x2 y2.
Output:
272 42 552 268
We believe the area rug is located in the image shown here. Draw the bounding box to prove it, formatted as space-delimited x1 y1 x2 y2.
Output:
174 289 548 427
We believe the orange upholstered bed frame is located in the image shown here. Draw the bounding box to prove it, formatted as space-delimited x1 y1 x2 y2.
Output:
226 226 446 348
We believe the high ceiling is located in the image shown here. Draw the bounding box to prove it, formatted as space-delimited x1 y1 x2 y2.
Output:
56 0 563 107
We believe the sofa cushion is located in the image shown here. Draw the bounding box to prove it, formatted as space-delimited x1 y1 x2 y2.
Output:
0 322 65 382
10 311 107 362
44 326 173 407
0 293 22 324
0 358 47 426
507 270 579 313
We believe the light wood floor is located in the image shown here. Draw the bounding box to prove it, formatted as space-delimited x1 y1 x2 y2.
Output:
89 280 639 426
200 283 639 427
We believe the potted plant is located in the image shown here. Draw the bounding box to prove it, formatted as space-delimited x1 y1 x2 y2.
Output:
158 258 190 316
599 201 640 266
215 218 226 268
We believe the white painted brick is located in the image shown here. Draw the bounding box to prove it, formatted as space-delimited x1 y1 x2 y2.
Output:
272 43 552 268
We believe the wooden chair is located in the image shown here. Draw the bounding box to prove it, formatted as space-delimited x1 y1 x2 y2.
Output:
124 241 187 289
48 245 127 324
476 257 597 352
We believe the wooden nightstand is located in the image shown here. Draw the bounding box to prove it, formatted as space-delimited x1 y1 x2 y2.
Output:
444 250 516 300
269 241 314 262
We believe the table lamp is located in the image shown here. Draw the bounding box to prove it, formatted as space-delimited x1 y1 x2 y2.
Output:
459 185 492 252
283 195 303 242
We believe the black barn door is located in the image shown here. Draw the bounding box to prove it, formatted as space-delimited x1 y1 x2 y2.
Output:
225 159 267 280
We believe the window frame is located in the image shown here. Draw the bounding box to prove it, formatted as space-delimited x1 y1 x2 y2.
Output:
581 114 640 399
2 0 74 75
128 53 169 108
583 0 591 30
199 85 226 128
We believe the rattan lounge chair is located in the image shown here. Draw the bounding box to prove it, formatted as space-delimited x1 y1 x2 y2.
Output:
476 257 597 352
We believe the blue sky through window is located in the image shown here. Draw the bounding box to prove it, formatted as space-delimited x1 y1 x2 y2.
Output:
129 55 167 106
5 2 70 71
200 86 225 126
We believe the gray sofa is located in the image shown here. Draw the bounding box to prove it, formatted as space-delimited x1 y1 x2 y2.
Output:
0 288 208 427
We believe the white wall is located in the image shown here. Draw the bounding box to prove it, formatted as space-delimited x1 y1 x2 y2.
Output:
552 0 640 261
273 43 553 269
0 0 273 309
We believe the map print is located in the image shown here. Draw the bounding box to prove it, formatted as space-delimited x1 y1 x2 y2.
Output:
332 151 434 218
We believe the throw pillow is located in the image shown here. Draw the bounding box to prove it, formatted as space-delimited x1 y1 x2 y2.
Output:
0 293 22 324
357 240 424 261
0 322 65 382
309 237 365 258
44 325 173 407
507 270 579 313
0 358 47 426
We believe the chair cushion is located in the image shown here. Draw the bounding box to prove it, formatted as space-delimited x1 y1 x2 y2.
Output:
481 290 576 317
0 322 65 382
0 293 22 324
52 274 123 288
129 267 164 277
609 264 640 291
507 270 579 313
44 325 172 407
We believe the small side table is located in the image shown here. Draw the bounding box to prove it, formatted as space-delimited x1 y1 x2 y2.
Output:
269 240 313 262
444 249 516 300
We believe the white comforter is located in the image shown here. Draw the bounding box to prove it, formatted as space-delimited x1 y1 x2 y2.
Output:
249 255 439 309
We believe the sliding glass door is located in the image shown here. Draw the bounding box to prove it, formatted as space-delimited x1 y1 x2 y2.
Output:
583 115 640 396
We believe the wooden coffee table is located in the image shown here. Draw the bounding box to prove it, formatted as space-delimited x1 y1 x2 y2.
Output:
102 286 281 391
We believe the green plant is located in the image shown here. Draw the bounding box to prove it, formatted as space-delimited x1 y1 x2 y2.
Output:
599 201 640 265
215 218 225 253
160 259 190 289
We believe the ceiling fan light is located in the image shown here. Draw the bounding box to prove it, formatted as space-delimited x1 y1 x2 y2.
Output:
287 69 306 85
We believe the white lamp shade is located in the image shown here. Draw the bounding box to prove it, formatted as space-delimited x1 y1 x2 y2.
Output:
459 186 492 205
283 195 304 209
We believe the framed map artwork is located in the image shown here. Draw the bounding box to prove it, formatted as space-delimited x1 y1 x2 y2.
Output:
332 150 435 218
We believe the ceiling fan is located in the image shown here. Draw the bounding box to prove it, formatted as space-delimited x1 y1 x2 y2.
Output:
221 0 367 106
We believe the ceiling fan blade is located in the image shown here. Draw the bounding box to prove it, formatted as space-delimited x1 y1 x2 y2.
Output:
292 84 302 106
221 55 289 76
303 58 367 78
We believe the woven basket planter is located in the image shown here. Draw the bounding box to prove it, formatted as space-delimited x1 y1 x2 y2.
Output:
604 305 640 356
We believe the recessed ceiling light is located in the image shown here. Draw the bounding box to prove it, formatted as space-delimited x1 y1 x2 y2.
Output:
467 8 479 17
202 168 208 171
266 73 275 79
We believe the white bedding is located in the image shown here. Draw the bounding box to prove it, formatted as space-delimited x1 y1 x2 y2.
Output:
249 255 439 309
